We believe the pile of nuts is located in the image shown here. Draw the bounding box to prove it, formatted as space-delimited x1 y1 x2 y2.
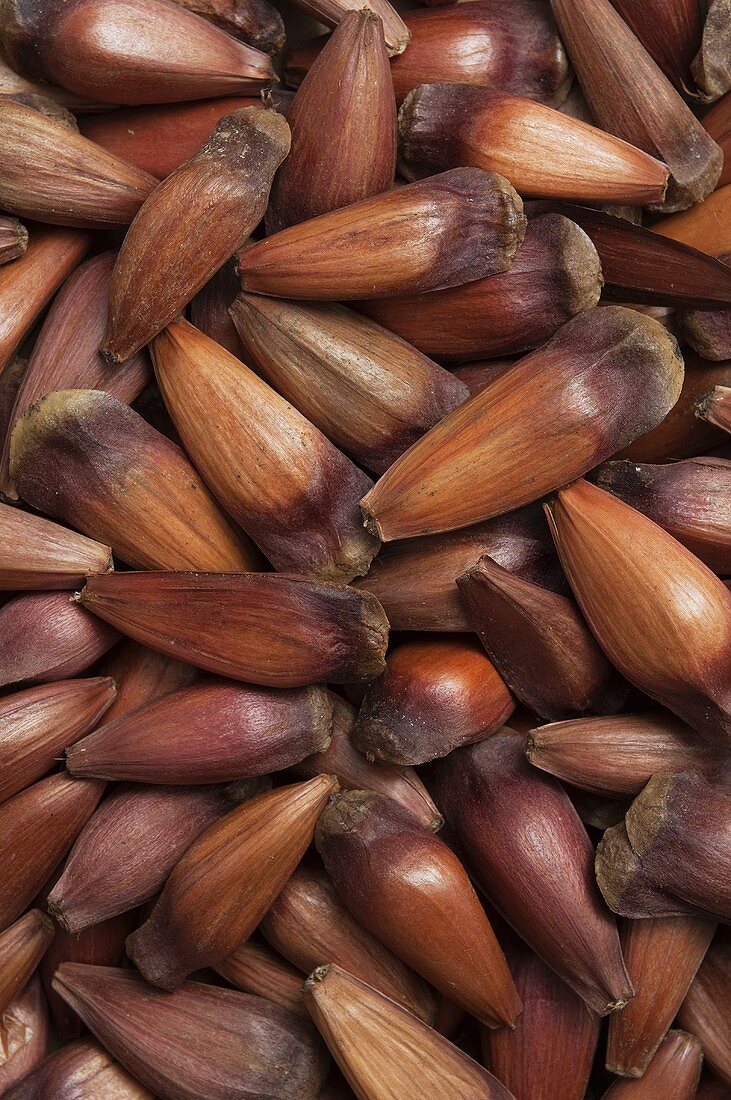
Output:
0 0 729 1096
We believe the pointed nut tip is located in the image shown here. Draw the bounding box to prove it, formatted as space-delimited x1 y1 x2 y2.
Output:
605 990 635 1015
360 501 383 540
305 964 331 990
99 344 122 365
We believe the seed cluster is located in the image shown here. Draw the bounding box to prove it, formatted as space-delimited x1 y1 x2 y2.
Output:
0 0 729 1097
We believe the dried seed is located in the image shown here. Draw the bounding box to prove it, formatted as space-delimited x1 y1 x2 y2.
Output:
303 964 515 1099
596 456 731 572
358 213 602 362
678 253 731 358
354 504 565 632
703 91 731 187
231 294 468 475
624 771 731 921
266 10 396 233
361 306 683 540
80 97 277 179
47 785 229 931
0 677 115 804
527 712 729 797
238 168 526 300
0 911 54 1016
169 0 284 53
617 348 731 462
692 0 731 101
102 106 290 362
3 1039 155 1100
530 202 731 308
546 479 731 745
66 677 332 783
352 636 515 765
316 790 522 1028
152 320 379 581
53 964 329 1099
0 592 119 689
190 262 245 357
37 901 136 1041
595 821 705 920
0 0 275 104
77 571 389 687
0 504 112 590
287 0 570 106
0 773 103 931
482 942 601 1100
127 776 338 988
260 859 437 1023
3 1038 153 1100
0 100 156 227
215 940 308 1017
653 182 731 254
609 0 704 95
399 83 669 204
429 728 633 1015
677 939 731 1086
458 555 625 722
99 641 197 724
606 916 716 1078
0 251 152 500
10 389 257 572
550 0 722 210
292 692 443 830
599 1030 703 1099
0 226 90 378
